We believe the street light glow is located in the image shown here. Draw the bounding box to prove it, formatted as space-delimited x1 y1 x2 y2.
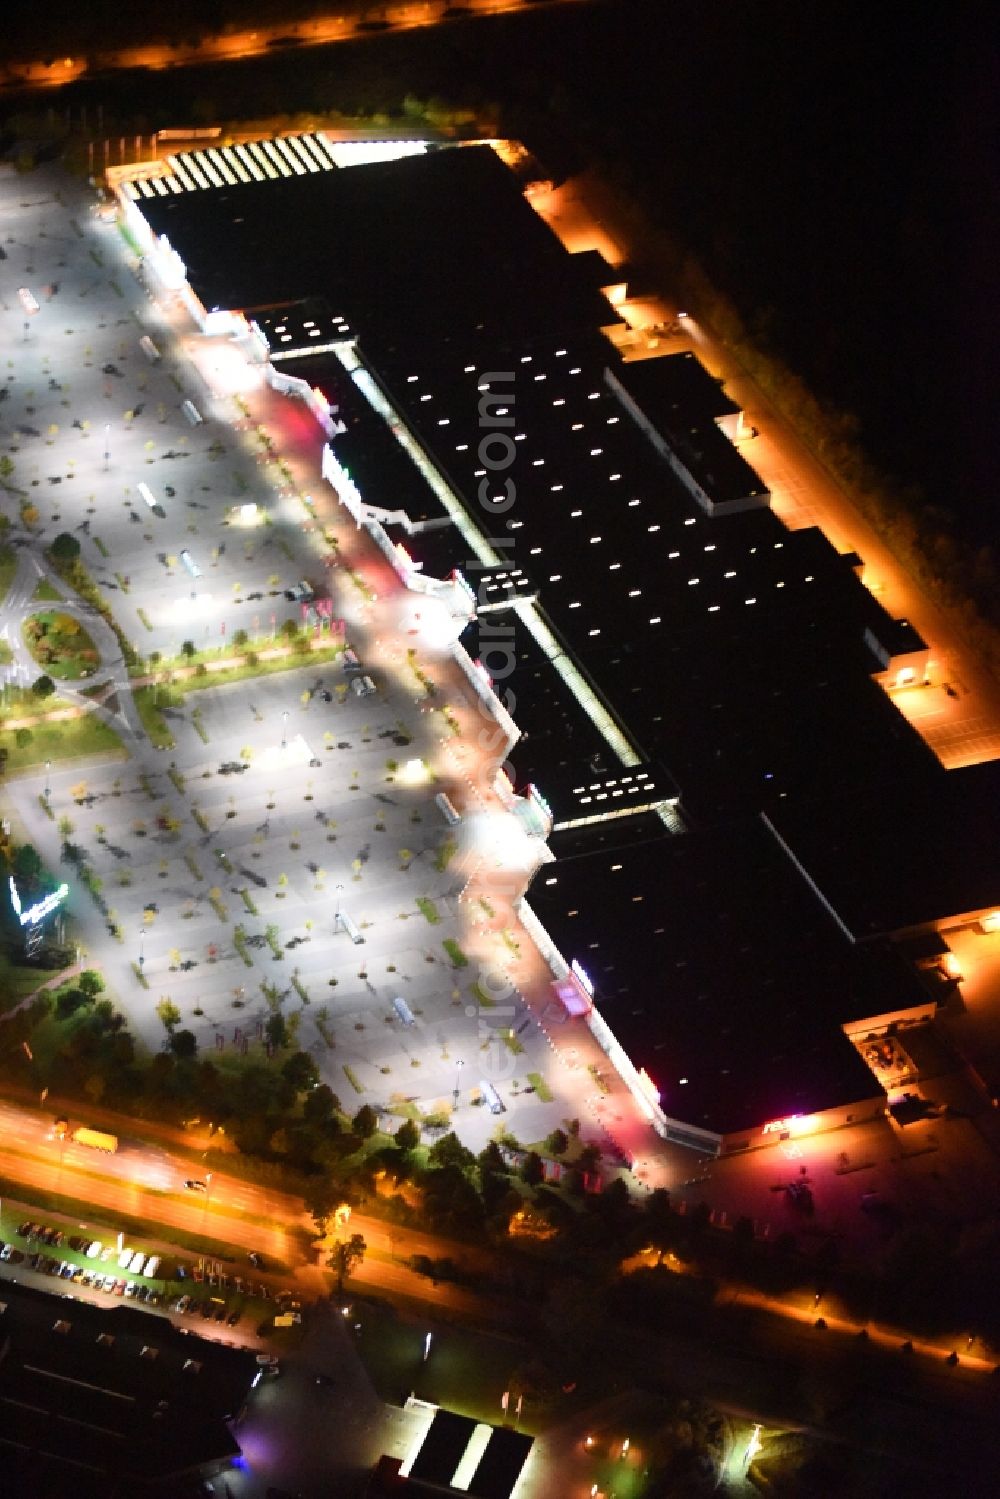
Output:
398 757 429 785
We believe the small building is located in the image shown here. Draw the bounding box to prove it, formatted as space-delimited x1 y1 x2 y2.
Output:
0 1280 257 1494
370 1405 535 1498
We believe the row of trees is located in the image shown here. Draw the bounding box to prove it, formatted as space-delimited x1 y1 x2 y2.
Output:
4 838 996 1348
5 956 999 1348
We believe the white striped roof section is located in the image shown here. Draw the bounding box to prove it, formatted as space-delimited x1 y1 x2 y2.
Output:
139 133 344 195
122 134 428 200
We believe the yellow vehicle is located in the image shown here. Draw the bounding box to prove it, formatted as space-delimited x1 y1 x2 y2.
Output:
72 1126 118 1153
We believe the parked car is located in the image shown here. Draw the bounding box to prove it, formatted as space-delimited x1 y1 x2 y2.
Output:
86 1241 102 1258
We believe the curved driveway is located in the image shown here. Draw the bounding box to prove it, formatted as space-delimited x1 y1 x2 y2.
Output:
0 539 144 741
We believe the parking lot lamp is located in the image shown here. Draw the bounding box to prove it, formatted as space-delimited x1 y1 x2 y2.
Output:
137 928 144 972
453 1058 465 1108
103 423 110 470
281 710 289 748
44 759 51 799
335 883 344 930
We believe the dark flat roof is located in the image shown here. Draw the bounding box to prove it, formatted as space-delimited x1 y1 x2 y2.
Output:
409 1410 474 1485
765 760 1000 939
541 809 672 860
470 1428 535 1499
385 517 467 578
255 298 354 348
530 817 904 1134
359 335 944 827
403 1411 534 1499
139 145 613 346
615 350 741 423
608 361 766 508
545 760 679 826
568 610 940 824
0 1281 254 1487
256 298 353 347
458 610 615 794
313 359 448 525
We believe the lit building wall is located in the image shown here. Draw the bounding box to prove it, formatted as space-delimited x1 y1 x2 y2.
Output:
719 1094 885 1156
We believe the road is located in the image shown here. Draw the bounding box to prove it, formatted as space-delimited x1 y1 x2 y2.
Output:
0 0 588 94
0 1092 495 1314
2 1092 998 1495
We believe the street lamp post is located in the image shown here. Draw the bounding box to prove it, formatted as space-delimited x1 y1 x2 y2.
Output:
281 710 289 748
44 759 51 799
103 423 110 470
137 928 144 973
335 883 344 929
453 1058 465 1108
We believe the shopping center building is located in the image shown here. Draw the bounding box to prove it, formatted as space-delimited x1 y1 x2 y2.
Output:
112 132 1000 1156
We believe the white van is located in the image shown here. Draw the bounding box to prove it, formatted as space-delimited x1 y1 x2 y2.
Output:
351 675 376 699
181 399 204 426
139 335 161 363
180 549 201 579
137 482 157 510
